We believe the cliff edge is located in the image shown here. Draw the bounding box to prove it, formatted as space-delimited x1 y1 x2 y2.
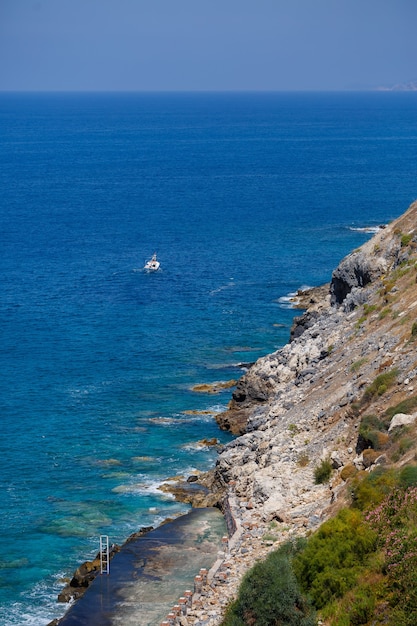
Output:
168 201 416 623
207 201 417 527
144 201 417 625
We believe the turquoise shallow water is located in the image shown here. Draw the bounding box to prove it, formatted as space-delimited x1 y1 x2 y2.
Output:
1 91 417 625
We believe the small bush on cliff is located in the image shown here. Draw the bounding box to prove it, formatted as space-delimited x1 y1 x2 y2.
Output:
361 368 399 405
401 233 413 247
314 458 332 484
297 452 310 467
351 467 397 511
378 306 391 320
350 357 368 373
363 303 377 316
391 434 415 462
357 414 389 451
384 394 417 420
340 463 357 481
221 542 316 626
399 464 417 488
321 583 379 626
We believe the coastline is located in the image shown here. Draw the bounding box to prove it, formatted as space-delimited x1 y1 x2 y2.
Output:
50 199 417 625
4 90 417 626
159 200 417 624
46 275 354 626
47 285 318 626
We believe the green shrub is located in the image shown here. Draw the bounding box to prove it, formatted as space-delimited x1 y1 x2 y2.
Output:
366 485 417 623
360 414 386 432
349 587 376 625
350 357 368 373
398 436 414 457
363 304 377 316
384 394 417 420
293 508 377 609
399 465 417 488
351 467 397 511
361 369 399 404
314 458 332 484
391 433 415 461
401 233 412 247
288 423 299 436
378 307 391 320
221 542 316 626
411 321 417 338
355 316 367 329
358 414 390 451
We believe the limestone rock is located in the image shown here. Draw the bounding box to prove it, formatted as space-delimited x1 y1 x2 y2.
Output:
330 253 385 306
330 451 343 469
388 412 417 432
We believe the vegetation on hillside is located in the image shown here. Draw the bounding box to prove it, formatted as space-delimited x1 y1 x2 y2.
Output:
221 466 417 626
221 542 316 626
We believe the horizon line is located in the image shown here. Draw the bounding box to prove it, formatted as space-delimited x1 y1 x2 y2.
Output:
1 87 415 95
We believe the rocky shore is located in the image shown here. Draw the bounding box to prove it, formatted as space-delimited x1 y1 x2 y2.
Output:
168 200 417 624
53 200 417 625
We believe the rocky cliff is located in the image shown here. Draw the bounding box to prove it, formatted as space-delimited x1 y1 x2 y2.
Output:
52 203 417 626
150 202 417 625
199 200 417 534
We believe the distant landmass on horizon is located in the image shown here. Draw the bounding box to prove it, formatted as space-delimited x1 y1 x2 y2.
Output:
376 80 417 91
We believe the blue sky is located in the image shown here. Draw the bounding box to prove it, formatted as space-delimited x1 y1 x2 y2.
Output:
0 0 416 91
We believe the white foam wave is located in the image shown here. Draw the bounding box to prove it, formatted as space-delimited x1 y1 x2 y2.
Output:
349 225 385 234
277 285 314 309
277 293 298 309
209 280 235 296
112 475 175 499
4 579 67 626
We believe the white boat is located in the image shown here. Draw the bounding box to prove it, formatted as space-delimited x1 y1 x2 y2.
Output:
144 253 160 272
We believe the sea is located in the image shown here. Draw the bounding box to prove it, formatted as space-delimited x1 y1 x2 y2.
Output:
1 91 417 625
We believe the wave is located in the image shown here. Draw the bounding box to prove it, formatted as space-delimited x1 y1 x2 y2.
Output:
277 285 315 309
111 477 176 498
3 578 67 626
348 225 386 234
277 292 300 308
204 361 248 371
209 280 235 296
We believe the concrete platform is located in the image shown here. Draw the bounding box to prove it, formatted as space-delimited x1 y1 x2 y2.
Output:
58 507 226 626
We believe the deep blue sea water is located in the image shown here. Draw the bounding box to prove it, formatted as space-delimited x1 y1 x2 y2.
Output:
1 91 417 625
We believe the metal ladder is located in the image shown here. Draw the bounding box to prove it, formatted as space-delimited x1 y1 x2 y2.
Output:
100 535 110 574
